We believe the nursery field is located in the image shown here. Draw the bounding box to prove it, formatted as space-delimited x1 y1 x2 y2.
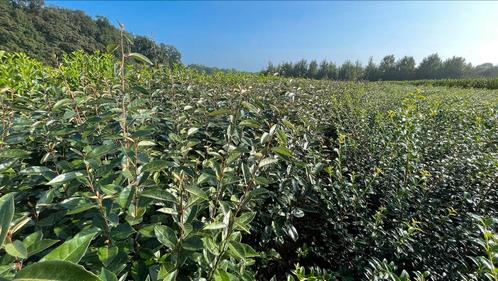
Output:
0 51 497 281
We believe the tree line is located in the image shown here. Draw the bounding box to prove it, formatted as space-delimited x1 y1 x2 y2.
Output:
263 54 498 81
0 0 181 66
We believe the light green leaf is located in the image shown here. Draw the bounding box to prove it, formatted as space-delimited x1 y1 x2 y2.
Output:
203 222 227 230
239 119 261 129
271 146 293 158
258 158 278 168
5 240 28 259
197 173 216 185
154 225 177 249
20 166 53 176
53 99 72 110
14 261 101 281
137 140 156 147
0 149 30 159
187 127 199 136
226 148 246 165
100 268 118 281
208 108 230 117
214 269 231 281
143 160 171 172
47 171 85 185
27 239 59 257
140 189 176 203
260 132 270 144
0 193 14 248
241 101 259 113
128 52 153 65
185 186 209 201
162 270 177 281
98 246 119 267
41 228 99 263
106 43 118 54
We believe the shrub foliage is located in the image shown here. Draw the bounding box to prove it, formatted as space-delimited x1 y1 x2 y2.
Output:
0 49 497 281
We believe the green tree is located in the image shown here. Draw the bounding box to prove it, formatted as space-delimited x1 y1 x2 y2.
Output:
364 57 380 81
293 59 308 78
416 53 442 79
379 55 396 80
396 56 415 80
307 60 319 79
339 60 362 80
441 56 469 79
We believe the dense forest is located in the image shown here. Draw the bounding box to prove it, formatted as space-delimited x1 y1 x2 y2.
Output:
263 55 498 81
0 0 181 66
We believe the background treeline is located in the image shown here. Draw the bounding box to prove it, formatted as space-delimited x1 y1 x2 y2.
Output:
264 54 498 81
0 0 181 66
187 64 241 75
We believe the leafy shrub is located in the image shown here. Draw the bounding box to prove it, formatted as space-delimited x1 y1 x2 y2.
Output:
403 78 498 89
0 48 497 281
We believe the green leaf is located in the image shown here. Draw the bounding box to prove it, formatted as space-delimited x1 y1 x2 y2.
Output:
239 119 261 129
41 228 99 263
128 52 153 65
203 222 227 230
182 236 203 251
106 43 118 54
22 231 59 257
228 241 259 261
91 144 118 158
14 261 101 281
118 186 134 209
154 225 177 249
208 108 230 117
20 166 53 176
162 270 177 281
140 189 176 203
185 186 209 201
241 163 251 184
226 148 246 165
53 99 72 110
0 149 30 159
227 241 246 260
214 269 231 281
27 239 59 257
100 268 118 281
241 101 259 113
260 132 270 144
187 127 199 136
0 193 14 248
258 158 278 168
5 240 28 259
137 140 156 147
143 160 171 172
271 146 294 158
197 173 216 185
47 171 85 185
98 246 119 267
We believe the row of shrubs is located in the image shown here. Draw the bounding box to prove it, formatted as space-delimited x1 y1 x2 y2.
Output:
0 49 497 280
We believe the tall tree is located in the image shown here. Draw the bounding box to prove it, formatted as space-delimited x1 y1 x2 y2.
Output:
339 60 362 81
416 53 442 79
396 56 416 80
441 56 469 79
379 55 396 80
0 0 181 65
307 60 319 79
364 57 380 81
293 59 308 78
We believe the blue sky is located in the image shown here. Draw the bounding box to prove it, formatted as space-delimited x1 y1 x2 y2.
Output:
47 1 498 72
